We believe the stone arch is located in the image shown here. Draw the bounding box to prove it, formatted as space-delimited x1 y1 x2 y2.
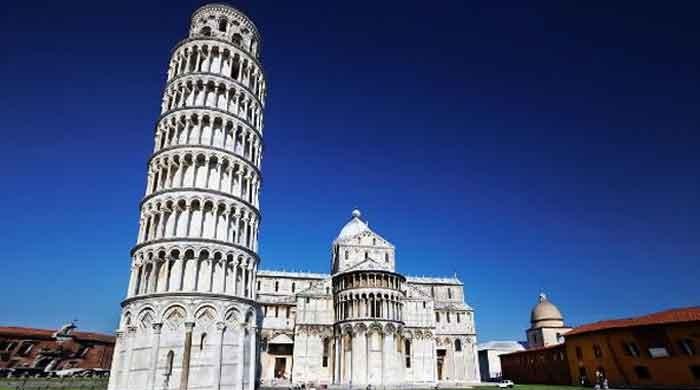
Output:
121 311 133 328
341 324 354 336
194 305 218 330
137 308 156 332
244 308 255 326
353 323 367 334
162 304 188 331
224 307 241 326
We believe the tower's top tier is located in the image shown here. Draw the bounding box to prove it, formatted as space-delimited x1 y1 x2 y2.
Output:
189 3 261 59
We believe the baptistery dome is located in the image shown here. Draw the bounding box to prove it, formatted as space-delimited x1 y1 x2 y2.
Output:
530 293 564 328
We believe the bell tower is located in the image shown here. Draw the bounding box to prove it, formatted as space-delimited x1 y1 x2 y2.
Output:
109 4 266 390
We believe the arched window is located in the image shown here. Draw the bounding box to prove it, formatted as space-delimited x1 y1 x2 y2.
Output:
166 350 174 376
232 33 242 46
218 19 228 32
448 288 452 299
200 26 212 37
364 251 368 259
404 339 411 368
455 339 462 352
322 338 330 367
373 238 376 245
275 281 279 292
200 333 207 350
292 282 296 292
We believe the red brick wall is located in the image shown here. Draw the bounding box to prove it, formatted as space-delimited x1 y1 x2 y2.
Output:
500 344 572 385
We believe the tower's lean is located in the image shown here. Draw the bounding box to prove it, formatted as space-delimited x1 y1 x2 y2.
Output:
109 4 266 390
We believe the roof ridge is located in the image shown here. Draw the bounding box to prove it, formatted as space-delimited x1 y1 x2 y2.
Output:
567 306 700 336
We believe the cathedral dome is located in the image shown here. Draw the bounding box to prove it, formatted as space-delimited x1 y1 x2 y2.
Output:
335 209 370 242
530 293 564 328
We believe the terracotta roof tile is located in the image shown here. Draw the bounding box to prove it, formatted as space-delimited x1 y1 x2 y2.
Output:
499 343 565 357
566 306 700 337
0 326 115 343
0 327 55 340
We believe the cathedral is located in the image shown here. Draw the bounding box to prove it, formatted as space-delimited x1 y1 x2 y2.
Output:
107 4 480 390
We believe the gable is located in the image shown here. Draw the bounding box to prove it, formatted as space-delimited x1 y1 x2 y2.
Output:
335 229 394 248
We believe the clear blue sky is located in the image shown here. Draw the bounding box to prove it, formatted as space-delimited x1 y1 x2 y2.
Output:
1 1 698 342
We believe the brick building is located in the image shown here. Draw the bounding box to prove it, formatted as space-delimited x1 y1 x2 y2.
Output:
501 306 700 388
565 307 700 388
500 343 571 385
0 324 114 372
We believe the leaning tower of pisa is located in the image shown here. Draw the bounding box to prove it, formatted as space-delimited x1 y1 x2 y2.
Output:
108 4 266 390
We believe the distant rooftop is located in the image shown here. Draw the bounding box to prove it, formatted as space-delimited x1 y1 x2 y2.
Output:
478 340 527 351
0 326 114 344
566 306 700 337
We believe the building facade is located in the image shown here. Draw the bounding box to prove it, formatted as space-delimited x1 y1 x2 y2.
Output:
477 341 525 382
256 210 480 386
499 343 572 385
0 324 114 373
564 307 700 388
526 293 571 349
108 4 479 390
499 293 572 385
501 297 700 388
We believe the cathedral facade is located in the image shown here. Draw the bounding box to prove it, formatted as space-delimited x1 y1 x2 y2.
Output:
107 4 479 390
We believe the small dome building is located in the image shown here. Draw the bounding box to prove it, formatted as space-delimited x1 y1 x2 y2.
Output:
526 293 572 348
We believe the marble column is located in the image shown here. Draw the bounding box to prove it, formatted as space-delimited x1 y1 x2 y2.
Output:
214 322 226 390
237 326 245 390
179 322 195 390
107 330 123 390
124 326 137 390
150 323 163 390
248 325 257 390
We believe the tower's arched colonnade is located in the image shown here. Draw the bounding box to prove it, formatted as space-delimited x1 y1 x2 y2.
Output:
109 4 265 390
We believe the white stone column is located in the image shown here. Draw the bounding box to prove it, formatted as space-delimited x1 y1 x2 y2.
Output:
123 326 137 390
334 335 340 384
381 332 386 385
432 338 438 383
149 323 163 390
214 321 226 390
248 325 257 390
107 330 123 390
237 326 245 390
127 265 138 297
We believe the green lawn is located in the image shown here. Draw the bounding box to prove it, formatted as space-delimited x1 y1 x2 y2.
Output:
0 378 107 390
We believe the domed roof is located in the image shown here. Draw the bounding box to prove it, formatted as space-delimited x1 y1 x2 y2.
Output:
335 209 370 242
531 293 564 324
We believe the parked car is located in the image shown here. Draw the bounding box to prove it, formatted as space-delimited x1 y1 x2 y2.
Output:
498 379 515 388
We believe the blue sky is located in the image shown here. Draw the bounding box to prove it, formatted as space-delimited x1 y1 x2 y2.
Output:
1 1 698 342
